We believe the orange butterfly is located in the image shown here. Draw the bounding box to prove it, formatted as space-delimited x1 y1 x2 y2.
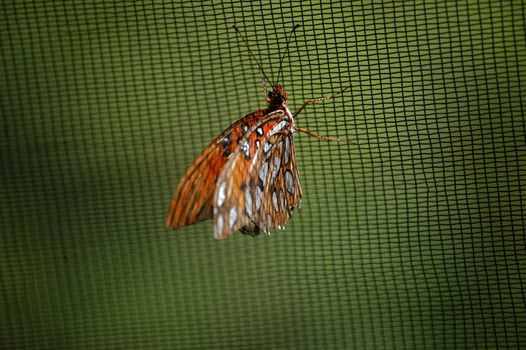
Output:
166 25 352 239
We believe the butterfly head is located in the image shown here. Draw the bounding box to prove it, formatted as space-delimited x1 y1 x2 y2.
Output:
266 84 288 108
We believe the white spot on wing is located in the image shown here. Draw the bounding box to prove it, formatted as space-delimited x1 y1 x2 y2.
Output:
269 120 287 136
241 141 250 158
217 181 226 206
256 185 263 210
263 142 273 154
259 161 269 185
272 155 280 179
229 207 237 228
216 214 224 236
285 170 295 195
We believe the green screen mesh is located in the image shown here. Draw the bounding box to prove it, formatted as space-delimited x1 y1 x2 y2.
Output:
2 1 525 349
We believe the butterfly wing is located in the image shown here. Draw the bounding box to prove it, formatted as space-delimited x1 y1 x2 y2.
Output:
213 112 302 239
166 110 269 229
247 130 302 232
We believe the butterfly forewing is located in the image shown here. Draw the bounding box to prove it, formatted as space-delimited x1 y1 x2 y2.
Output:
165 148 223 228
166 109 270 229
213 112 302 239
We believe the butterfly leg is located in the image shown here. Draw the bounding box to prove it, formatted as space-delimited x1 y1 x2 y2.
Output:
293 85 356 143
293 85 352 118
295 126 356 143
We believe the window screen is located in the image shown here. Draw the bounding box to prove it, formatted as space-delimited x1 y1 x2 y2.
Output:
1 1 525 349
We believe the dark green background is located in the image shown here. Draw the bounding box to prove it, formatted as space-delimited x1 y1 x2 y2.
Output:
2 1 525 349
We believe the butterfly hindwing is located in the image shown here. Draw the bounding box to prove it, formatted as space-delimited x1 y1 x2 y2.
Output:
247 131 302 233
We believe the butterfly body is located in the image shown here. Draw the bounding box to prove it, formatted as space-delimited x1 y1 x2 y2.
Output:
166 84 303 239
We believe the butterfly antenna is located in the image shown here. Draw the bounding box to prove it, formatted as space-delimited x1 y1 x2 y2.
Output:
276 23 303 85
232 25 272 87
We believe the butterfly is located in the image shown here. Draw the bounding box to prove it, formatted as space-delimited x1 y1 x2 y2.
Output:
166 25 352 239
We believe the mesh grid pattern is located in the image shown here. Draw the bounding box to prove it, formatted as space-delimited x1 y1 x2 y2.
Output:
1 1 525 349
